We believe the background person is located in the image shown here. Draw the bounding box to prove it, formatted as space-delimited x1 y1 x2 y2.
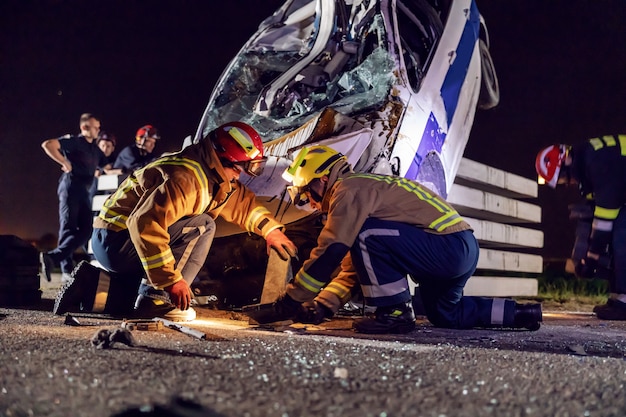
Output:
40 113 109 282
245 145 543 333
113 124 160 175
53 121 297 322
536 135 626 320
90 131 122 199
96 131 117 162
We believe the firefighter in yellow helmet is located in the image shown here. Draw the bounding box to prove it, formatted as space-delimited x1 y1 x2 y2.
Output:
536 135 626 320
244 145 542 333
54 122 297 322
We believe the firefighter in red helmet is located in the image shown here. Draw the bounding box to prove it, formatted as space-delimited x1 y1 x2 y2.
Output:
536 135 626 320
54 121 297 322
113 124 160 174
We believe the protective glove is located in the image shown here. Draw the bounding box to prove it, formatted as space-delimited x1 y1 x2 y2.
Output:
165 280 192 310
296 300 334 325
265 229 298 261
242 293 302 324
575 256 598 279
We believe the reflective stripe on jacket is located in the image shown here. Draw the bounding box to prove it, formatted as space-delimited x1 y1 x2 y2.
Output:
93 141 282 288
288 172 472 301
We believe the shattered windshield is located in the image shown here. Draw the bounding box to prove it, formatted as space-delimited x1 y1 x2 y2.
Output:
200 2 396 143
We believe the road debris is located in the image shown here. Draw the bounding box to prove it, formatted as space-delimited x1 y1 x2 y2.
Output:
64 314 82 326
567 344 588 356
334 367 349 379
154 318 207 340
121 319 164 331
91 328 137 349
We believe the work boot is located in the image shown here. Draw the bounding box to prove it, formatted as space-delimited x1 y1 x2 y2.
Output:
513 303 542 331
39 252 54 282
353 301 416 334
134 295 196 322
53 261 101 315
592 298 615 314
594 299 626 320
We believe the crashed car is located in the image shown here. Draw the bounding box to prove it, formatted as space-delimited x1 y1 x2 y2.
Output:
191 0 500 307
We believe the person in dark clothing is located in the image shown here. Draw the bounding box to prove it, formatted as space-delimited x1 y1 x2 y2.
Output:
244 145 543 334
536 135 626 320
113 125 159 175
40 113 110 281
96 131 118 165
89 131 122 199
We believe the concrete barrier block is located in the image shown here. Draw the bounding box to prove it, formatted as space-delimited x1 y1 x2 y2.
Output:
92 194 109 212
477 248 543 273
448 184 541 223
463 276 538 297
98 174 123 191
464 217 543 248
455 158 538 198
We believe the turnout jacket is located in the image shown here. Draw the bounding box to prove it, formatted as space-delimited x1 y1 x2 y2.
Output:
287 169 473 307
570 134 626 255
93 139 283 289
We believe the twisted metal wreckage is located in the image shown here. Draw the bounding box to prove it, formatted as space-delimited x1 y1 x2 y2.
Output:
188 0 500 308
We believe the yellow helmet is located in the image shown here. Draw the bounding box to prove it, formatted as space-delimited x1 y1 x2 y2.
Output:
282 145 346 205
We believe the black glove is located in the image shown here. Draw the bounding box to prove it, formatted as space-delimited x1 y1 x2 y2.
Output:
242 293 302 324
296 300 334 325
575 257 598 279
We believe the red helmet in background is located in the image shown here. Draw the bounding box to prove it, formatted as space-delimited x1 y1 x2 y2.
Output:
535 144 569 188
211 121 266 177
135 125 160 146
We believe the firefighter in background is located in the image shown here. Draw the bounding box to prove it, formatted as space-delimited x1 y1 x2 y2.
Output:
113 124 160 174
54 122 298 321
244 145 543 333
536 135 626 320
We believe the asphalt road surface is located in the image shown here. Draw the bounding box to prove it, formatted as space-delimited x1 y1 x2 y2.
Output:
1 275 626 417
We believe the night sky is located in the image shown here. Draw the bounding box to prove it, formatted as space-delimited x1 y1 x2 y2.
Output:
1 1 625 261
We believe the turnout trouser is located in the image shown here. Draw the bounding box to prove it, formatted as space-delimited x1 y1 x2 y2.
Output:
91 214 216 312
611 208 626 295
349 218 517 329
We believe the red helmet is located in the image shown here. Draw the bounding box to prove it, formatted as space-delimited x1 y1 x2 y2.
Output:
535 144 569 188
135 125 160 145
211 121 266 177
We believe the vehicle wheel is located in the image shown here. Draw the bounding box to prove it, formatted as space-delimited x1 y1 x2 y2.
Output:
478 38 500 110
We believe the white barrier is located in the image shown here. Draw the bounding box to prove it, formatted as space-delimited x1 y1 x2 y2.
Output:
93 158 543 297
449 158 542 296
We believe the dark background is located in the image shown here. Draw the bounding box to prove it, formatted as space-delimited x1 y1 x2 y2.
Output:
1 1 625 260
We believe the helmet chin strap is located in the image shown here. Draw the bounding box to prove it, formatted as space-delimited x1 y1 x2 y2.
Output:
309 189 323 204
308 180 327 204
